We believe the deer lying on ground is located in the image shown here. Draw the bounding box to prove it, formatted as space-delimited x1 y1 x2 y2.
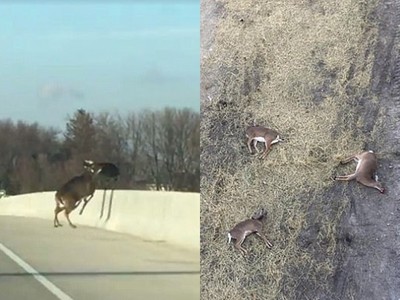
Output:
334 150 385 193
54 160 101 228
246 126 283 158
227 208 273 256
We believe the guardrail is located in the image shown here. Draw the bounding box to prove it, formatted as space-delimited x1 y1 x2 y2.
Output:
0 190 200 252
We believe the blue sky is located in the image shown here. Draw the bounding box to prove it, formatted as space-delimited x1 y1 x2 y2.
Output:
0 1 199 130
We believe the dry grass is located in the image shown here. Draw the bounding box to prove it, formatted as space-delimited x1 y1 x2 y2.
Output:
201 0 379 299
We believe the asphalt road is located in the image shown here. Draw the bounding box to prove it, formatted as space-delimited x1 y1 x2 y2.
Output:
0 216 199 300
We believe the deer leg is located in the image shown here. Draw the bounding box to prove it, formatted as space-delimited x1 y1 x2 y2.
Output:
253 140 260 153
54 206 65 227
74 199 83 209
261 141 272 159
247 138 253 154
234 235 248 256
340 155 357 165
334 173 357 181
79 194 93 215
357 177 384 193
79 200 88 215
100 189 107 219
106 188 114 221
64 206 77 228
255 232 273 248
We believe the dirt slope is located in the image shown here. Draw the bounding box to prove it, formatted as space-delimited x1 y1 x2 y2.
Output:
333 1 400 299
201 0 400 299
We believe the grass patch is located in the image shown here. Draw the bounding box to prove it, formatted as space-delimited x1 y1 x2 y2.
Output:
201 0 379 299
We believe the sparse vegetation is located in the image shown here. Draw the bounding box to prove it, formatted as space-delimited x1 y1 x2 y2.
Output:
201 0 380 299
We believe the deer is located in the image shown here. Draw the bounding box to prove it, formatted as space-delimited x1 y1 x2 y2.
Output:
227 208 273 256
53 160 101 228
95 162 120 180
334 150 385 193
89 162 120 219
76 161 120 217
246 125 284 159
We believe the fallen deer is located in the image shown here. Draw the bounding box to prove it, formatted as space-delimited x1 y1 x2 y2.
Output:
334 150 385 193
227 208 273 256
246 126 283 158
54 160 101 228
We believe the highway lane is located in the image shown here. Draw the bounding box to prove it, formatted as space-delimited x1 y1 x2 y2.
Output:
0 216 200 300
0 249 58 300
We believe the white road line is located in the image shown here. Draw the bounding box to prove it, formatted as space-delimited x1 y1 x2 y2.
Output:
0 242 74 300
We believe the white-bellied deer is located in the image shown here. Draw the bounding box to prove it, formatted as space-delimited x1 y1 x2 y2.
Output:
246 126 283 158
54 160 101 228
334 150 385 193
227 208 273 256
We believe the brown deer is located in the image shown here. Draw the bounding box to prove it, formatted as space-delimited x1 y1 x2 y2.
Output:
334 150 385 193
54 160 101 228
246 126 283 158
227 208 273 256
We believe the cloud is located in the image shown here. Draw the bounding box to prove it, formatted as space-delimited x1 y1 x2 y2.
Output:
139 68 171 84
38 83 84 101
138 68 186 85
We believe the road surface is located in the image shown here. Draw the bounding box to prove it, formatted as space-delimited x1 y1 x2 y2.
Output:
0 216 199 300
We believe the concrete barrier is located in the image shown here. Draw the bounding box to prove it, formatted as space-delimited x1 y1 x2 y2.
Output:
0 190 200 252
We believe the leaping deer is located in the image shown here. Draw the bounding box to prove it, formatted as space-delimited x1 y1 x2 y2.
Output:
227 208 273 256
246 126 283 159
90 162 119 220
334 150 385 193
54 160 101 228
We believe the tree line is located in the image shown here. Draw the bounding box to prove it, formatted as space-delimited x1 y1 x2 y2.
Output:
0 107 200 195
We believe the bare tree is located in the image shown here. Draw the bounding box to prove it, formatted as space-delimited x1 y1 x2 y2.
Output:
93 112 128 187
141 110 163 190
172 109 200 191
158 107 178 190
0 107 199 194
125 112 145 187
64 109 97 163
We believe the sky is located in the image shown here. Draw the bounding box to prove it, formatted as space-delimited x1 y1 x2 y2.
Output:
0 1 199 130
